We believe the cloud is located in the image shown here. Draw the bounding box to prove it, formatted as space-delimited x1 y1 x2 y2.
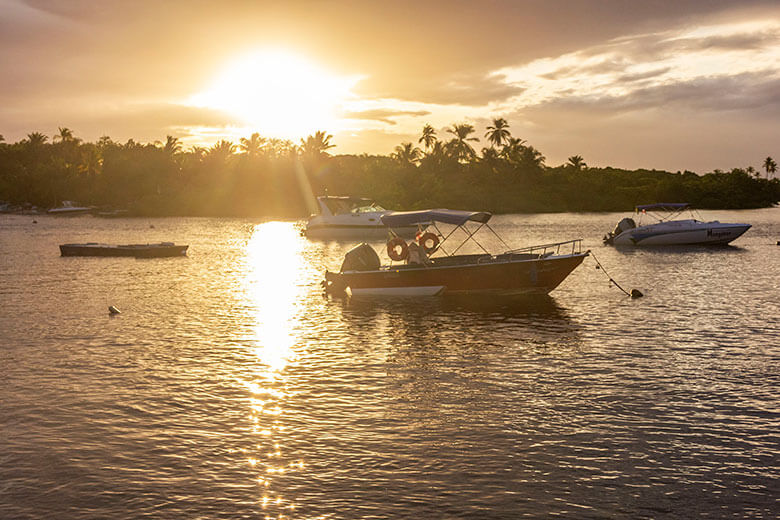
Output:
531 73 780 117
342 109 431 125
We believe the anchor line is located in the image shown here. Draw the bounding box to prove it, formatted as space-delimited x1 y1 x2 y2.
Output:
590 252 632 297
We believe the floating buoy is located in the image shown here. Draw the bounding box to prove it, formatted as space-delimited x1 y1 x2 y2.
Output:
108 305 121 315
630 289 644 299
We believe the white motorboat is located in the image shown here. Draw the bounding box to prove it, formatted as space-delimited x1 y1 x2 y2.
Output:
47 200 94 216
304 196 423 240
604 203 751 246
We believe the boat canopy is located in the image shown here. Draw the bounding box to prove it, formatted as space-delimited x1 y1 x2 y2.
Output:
381 209 492 227
635 203 690 212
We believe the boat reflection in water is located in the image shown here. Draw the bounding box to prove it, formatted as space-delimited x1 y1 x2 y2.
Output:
337 293 581 352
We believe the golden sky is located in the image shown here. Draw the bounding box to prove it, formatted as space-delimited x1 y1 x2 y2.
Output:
1 0 779 172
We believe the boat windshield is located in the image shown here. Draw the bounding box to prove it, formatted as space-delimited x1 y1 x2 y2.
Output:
321 197 382 215
351 203 385 213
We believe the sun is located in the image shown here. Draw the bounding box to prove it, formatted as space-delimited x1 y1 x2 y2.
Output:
189 49 361 139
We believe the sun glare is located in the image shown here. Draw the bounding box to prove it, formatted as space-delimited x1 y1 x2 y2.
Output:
189 49 361 139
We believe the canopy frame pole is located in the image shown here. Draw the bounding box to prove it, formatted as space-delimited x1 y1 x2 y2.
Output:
450 222 490 256
485 223 513 252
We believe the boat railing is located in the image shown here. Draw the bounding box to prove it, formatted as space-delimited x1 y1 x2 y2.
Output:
504 239 583 258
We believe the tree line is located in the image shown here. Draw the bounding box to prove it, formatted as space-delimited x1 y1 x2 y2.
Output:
0 121 778 217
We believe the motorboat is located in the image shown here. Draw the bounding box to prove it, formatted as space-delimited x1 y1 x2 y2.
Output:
603 203 751 246
324 209 588 297
59 242 188 258
47 201 94 216
304 196 423 240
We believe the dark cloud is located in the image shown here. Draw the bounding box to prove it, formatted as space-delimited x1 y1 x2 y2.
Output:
360 73 525 106
617 67 672 83
677 30 780 52
342 109 431 125
527 72 780 117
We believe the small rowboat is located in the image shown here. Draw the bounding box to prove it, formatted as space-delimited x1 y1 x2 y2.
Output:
59 242 188 258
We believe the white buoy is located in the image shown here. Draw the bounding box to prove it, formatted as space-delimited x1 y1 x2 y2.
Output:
108 305 121 315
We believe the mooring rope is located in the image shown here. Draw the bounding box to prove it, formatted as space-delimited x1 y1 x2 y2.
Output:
590 252 643 298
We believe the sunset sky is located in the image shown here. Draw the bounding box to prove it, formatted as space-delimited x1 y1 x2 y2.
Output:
1 0 779 172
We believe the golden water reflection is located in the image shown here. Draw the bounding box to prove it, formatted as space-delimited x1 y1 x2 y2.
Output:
245 221 306 378
241 221 309 515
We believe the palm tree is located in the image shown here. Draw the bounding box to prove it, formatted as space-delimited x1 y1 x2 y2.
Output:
500 137 527 159
163 135 182 156
446 123 479 162
265 138 297 159
97 135 116 149
300 131 335 160
418 124 437 151
392 142 422 166
26 132 48 147
78 145 103 177
206 140 236 160
239 132 266 156
54 126 80 144
505 142 545 169
485 118 511 148
567 155 587 171
763 156 777 178
522 146 546 168
479 147 502 171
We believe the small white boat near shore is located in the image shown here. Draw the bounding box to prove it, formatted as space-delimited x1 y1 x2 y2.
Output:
47 201 94 216
604 203 751 246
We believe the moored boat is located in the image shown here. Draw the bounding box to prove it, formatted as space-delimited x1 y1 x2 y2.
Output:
59 242 188 258
604 203 751 246
324 209 588 297
304 196 423 240
47 201 94 216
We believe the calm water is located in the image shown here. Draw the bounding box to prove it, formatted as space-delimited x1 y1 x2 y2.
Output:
1 209 779 519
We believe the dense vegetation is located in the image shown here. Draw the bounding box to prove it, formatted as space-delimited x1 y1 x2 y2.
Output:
0 123 778 217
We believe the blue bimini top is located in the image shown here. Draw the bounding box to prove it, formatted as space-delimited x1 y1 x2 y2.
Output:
381 209 492 227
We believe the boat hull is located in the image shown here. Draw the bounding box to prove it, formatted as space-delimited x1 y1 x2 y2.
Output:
47 208 93 216
612 222 751 246
59 243 188 258
328 253 588 297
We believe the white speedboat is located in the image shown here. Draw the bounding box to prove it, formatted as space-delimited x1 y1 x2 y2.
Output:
304 196 422 240
47 200 94 216
604 203 751 246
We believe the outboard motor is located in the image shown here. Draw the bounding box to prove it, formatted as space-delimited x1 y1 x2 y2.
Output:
604 217 636 244
613 217 636 236
340 243 380 272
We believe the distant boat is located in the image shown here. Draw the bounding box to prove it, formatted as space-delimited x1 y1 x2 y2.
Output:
47 201 94 216
59 242 188 258
604 203 751 246
324 209 587 297
304 196 424 240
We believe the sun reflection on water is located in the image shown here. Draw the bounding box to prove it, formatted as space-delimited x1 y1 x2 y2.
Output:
245 221 305 377
241 221 309 515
